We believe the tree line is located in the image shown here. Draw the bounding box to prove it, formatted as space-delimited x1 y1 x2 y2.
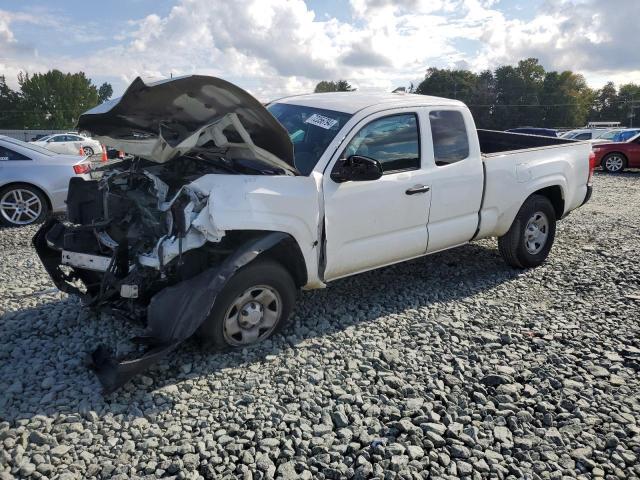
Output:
2 60 639 131
0 70 113 129
315 58 640 130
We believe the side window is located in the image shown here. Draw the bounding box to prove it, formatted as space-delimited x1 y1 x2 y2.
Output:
52 135 66 142
575 133 592 140
429 110 469 166
343 114 420 173
0 146 31 161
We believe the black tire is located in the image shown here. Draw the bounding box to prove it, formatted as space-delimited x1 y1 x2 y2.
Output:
82 146 94 156
198 258 296 350
498 194 556 269
0 183 49 227
601 153 627 173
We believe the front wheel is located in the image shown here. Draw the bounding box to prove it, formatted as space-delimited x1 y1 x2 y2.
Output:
198 259 296 349
498 195 556 268
601 153 626 173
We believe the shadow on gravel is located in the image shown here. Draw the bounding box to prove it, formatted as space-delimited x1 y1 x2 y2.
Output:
2 241 524 422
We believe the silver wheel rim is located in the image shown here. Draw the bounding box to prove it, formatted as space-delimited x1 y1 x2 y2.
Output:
83 147 93 156
0 188 43 225
605 155 623 172
223 285 282 346
524 211 549 255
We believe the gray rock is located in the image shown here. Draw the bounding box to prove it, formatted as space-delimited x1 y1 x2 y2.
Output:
493 426 513 448
481 374 511 386
456 460 473 476
276 460 298 479
28 431 54 446
331 411 349 428
406 445 424 460
450 444 471 459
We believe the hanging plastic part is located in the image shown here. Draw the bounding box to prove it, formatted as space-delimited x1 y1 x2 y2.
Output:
89 231 290 394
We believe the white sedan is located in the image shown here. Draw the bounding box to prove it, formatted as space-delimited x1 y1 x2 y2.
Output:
31 133 102 156
0 136 92 227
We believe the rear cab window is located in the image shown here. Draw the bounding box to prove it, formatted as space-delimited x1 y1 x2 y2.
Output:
429 110 469 166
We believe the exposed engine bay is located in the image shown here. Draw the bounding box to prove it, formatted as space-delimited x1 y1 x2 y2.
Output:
44 155 233 304
33 75 301 393
34 153 293 392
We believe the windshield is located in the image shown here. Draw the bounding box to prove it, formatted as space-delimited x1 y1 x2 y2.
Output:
267 103 351 175
595 130 618 140
619 130 640 142
36 135 52 142
2 136 57 156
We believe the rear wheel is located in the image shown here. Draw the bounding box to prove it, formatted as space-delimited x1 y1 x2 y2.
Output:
498 194 556 268
0 184 49 227
198 259 296 349
602 153 626 173
82 146 94 156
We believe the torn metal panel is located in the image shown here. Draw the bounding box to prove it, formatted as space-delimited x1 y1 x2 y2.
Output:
90 232 289 394
189 172 325 288
76 75 297 174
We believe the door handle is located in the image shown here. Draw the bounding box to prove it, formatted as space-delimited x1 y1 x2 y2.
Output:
405 185 430 195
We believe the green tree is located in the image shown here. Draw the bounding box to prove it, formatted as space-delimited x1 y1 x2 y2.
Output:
493 58 546 128
0 76 25 128
18 70 101 129
98 82 114 103
589 82 620 122
471 70 497 129
618 83 640 126
415 67 478 101
541 71 593 127
314 80 355 93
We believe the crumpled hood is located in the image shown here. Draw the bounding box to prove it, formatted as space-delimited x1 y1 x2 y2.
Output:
77 75 296 173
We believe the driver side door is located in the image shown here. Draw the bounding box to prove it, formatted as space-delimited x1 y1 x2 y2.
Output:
322 110 432 281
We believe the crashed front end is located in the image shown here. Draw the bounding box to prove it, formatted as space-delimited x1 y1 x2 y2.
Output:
33 75 297 393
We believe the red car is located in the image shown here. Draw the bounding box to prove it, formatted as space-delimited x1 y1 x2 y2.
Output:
593 133 640 173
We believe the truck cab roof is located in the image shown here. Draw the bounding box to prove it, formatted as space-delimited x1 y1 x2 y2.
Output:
273 92 466 114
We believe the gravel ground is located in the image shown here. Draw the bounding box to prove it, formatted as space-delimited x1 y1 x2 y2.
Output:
1 172 639 480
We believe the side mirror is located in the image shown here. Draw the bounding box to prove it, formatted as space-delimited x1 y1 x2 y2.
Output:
330 155 383 183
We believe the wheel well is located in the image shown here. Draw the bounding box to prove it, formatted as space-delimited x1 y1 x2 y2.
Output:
0 182 52 210
260 235 308 288
533 185 564 219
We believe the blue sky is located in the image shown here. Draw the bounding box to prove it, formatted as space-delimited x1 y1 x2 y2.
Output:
1 0 638 100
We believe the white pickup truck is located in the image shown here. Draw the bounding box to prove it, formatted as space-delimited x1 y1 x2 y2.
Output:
33 76 594 391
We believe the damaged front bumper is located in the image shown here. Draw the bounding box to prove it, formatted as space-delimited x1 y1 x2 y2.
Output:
34 217 288 393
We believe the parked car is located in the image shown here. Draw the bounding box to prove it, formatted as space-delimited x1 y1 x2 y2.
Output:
593 128 640 144
592 133 640 172
31 133 102 156
505 127 558 137
560 128 611 140
0 136 91 227
33 76 594 392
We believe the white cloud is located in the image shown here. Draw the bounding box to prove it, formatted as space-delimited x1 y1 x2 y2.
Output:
1 0 639 99
473 0 640 85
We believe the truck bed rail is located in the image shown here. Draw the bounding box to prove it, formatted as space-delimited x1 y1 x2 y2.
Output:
478 129 575 155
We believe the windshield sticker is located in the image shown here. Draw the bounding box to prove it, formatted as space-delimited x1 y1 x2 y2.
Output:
305 113 339 130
